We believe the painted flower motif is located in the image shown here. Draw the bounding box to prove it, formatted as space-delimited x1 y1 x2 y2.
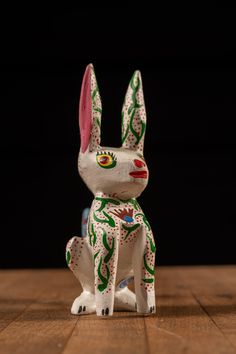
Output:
111 208 134 223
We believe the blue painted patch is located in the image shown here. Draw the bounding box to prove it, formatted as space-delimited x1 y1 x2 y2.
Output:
124 215 133 223
81 207 90 237
118 276 134 289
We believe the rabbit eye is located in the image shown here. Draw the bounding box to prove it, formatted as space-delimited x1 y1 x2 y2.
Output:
96 151 117 169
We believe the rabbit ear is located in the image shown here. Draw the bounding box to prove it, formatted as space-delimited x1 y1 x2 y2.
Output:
121 70 146 154
79 64 102 153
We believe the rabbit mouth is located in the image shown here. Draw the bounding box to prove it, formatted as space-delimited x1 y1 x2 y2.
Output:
129 171 148 179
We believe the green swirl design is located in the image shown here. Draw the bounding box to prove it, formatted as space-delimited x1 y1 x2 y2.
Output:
122 223 140 240
122 72 146 145
97 256 110 292
102 229 115 263
147 234 156 253
93 197 119 228
143 253 155 275
135 213 151 231
88 222 97 246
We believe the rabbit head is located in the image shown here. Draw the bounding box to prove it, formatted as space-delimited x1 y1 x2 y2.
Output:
78 64 149 200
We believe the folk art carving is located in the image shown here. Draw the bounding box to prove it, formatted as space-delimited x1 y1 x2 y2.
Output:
66 64 156 316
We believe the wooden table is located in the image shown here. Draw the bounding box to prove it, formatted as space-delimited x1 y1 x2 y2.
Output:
0 266 235 354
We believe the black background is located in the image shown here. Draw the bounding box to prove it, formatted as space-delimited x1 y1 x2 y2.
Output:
1 8 235 267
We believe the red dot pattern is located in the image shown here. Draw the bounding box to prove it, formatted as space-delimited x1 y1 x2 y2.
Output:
89 67 102 152
122 71 146 154
90 194 156 293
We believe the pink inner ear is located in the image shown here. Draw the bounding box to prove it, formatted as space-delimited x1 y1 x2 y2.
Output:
79 65 92 153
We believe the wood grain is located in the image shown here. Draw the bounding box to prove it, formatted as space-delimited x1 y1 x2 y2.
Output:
0 267 235 354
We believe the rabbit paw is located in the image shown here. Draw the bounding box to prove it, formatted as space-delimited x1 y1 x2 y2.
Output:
149 305 156 314
71 291 96 315
100 307 110 316
136 300 156 315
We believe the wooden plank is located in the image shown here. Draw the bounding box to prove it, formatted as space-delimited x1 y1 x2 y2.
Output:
181 266 236 349
145 266 236 354
0 270 80 354
167 266 236 295
0 267 235 354
62 314 147 354
0 270 33 291
0 270 53 332
194 293 236 349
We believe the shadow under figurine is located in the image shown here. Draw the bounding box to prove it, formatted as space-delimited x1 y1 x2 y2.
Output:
66 64 156 316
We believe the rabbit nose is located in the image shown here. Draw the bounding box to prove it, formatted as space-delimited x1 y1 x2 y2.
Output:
134 159 145 168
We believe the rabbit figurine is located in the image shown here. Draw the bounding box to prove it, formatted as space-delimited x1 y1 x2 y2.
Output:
66 64 156 316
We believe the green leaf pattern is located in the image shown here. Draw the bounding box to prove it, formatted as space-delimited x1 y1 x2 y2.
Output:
97 256 110 292
66 250 71 265
91 197 156 291
122 72 146 146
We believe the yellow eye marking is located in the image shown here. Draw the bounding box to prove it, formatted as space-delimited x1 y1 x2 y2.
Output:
96 151 117 169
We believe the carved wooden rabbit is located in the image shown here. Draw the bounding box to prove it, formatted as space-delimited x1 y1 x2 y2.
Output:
66 64 156 316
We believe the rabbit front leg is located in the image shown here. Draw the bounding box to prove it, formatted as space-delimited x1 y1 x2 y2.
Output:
93 226 120 316
132 225 156 314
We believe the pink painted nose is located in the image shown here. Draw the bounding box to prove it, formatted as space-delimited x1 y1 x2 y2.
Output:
134 159 145 168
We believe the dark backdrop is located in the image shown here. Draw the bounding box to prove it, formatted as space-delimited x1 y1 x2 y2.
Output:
1 9 235 267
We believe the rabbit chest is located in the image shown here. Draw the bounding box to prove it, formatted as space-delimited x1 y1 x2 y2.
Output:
89 195 149 241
